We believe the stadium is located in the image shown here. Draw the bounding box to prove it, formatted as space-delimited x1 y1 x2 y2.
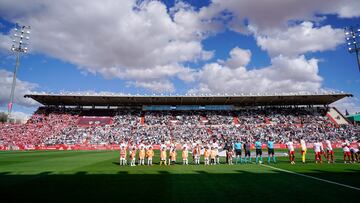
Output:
0 92 357 150
1 92 360 202
1 0 360 202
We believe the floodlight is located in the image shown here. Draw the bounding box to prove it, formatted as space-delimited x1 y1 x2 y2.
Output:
344 25 360 72
7 24 31 119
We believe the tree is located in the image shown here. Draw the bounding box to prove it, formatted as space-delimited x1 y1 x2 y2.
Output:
0 112 8 123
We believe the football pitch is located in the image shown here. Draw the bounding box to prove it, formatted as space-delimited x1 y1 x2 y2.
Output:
0 149 359 203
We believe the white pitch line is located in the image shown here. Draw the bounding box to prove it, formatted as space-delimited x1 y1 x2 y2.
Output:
261 164 360 191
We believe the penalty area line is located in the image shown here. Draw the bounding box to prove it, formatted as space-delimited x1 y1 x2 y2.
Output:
260 164 360 191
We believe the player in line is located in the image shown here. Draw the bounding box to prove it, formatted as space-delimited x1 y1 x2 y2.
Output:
168 143 175 165
213 141 221 164
243 140 251 163
204 146 210 165
160 146 167 165
300 138 307 164
146 146 154 166
138 145 146 165
255 138 263 164
210 147 218 165
286 139 295 165
234 139 243 164
342 140 351 164
227 147 234 165
193 144 201 165
267 137 276 164
182 146 189 165
169 149 177 165
350 147 359 163
119 145 127 166
325 140 334 163
313 139 323 164
129 146 137 166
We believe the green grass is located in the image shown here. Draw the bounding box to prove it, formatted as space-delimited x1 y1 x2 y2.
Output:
0 149 359 203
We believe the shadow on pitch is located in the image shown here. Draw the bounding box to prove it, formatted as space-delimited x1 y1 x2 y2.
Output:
0 170 359 203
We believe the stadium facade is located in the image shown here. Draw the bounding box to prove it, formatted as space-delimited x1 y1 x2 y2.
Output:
0 92 358 151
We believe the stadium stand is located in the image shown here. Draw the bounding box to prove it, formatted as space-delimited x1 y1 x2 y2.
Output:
0 93 359 150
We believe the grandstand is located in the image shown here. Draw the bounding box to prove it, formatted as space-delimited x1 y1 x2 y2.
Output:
1 92 358 150
1 92 360 203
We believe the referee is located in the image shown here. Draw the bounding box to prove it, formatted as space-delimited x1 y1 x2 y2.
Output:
234 139 243 164
267 137 276 163
255 138 263 164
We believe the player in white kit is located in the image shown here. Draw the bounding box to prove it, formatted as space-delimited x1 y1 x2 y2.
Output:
286 140 295 164
313 140 323 164
325 140 334 163
342 140 351 163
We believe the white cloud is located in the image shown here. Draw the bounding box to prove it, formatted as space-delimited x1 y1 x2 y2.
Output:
224 47 251 68
336 0 360 18
332 97 360 115
253 22 345 57
0 33 12 53
0 0 357 95
0 0 216 91
203 0 360 31
128 80 175 93
190 49 322 94
0 69 39 107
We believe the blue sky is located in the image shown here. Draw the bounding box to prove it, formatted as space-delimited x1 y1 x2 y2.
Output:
0 0 360 117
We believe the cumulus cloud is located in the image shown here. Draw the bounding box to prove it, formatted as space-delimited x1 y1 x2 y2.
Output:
336 0 360 18
0 0 217 92
224 47 251 68
332 97 360 115
0 0 356 95
252 22 345 57
0 69 39 107
202 0 360 31
189 48 322 94
0 33 12 53
128 80 175 93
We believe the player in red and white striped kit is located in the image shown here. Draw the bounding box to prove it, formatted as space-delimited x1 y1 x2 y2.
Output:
325 140 334 163
342 140 351 164
286 140 295 165
313 140 323 164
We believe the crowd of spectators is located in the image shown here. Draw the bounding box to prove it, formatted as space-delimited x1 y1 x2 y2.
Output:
1 107 359 148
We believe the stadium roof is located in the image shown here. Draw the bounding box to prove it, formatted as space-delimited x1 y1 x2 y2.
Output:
24 93 353 107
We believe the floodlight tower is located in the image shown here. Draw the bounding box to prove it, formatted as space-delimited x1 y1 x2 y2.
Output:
344 26 360 72
7 24 31 119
